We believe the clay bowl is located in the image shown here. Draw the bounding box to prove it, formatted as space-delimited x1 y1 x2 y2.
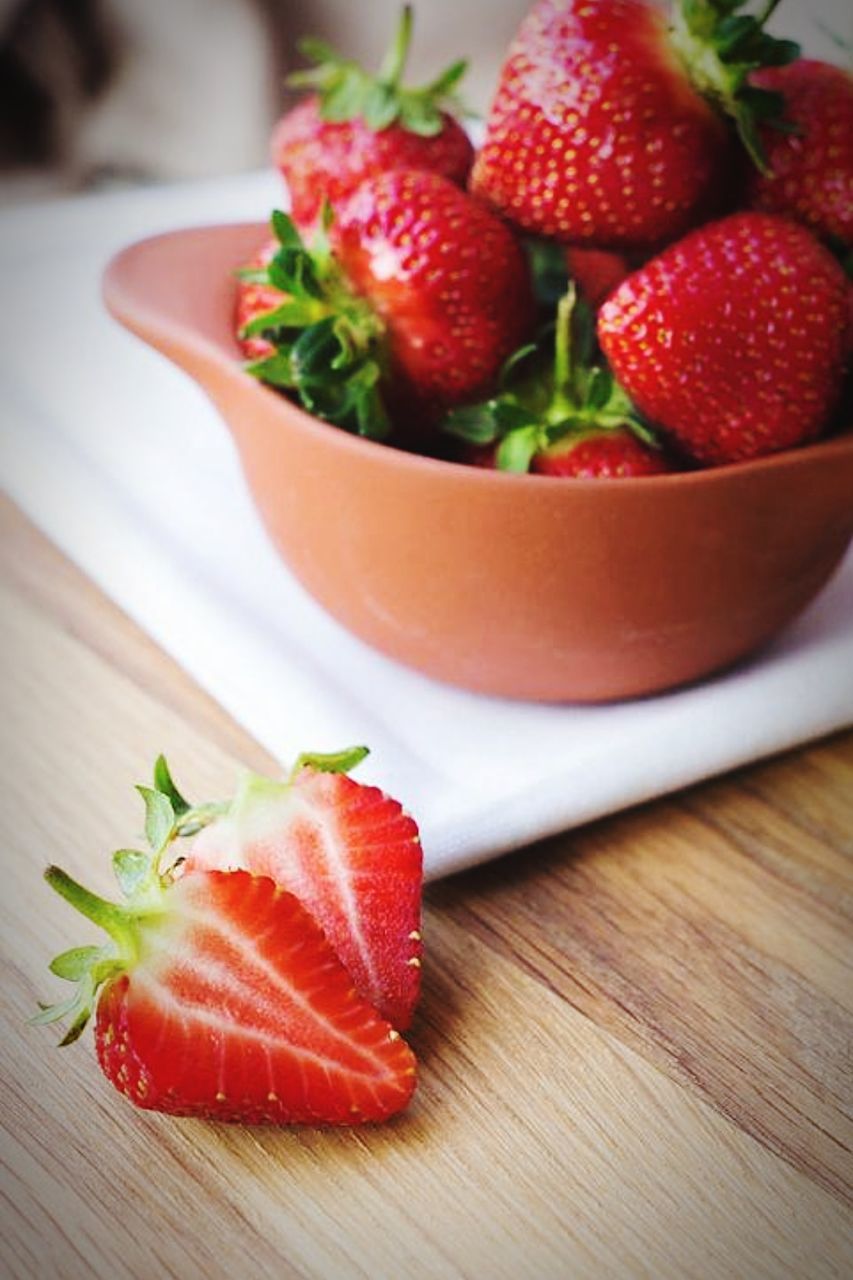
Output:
103 222 853 703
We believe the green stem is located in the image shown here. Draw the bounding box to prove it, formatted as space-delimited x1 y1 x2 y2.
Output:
44 867 130 945
550 284 577 419
755 0 783 26
378 5 413 88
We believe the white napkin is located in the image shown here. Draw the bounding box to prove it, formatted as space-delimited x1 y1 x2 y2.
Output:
2 172 852 879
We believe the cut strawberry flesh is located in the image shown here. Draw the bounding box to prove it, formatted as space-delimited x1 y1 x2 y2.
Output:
96 871 416 1125
185 769 423 1030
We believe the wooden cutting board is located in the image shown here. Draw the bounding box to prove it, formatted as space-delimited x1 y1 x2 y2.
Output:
2 497 851 1280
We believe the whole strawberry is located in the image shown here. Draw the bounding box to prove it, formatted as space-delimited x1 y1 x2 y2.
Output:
34 772 417 1125
598 212 850 466
273 5 473 229
470 0 800 250
238 179 535 436
331 170 536 408
745 60 853 249
444 284 672 477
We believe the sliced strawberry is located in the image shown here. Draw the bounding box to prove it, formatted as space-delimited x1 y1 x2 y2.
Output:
185 761 423 1032
37 861 416 1125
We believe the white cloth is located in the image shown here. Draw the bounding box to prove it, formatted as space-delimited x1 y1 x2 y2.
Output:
1 172 852 879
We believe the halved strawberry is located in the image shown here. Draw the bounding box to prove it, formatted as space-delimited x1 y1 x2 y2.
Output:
175 748 423 1032
36 808 416 1125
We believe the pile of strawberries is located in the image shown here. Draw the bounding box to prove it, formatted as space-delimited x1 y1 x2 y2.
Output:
237 0 852 477
37 751 423 1125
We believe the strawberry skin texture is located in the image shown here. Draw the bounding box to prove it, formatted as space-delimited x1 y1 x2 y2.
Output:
234 239 281 361
272 96 474 230
598 212 850 466
95 870 416 1125
470 0 728 250
746 61 853 249
565 247 631 308
186 769 423 1032
330 169 536 405
534 427 672 477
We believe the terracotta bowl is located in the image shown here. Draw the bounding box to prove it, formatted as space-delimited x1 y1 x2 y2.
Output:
103 223 853 703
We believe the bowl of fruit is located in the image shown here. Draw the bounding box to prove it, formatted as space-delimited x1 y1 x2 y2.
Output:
104 1 853 702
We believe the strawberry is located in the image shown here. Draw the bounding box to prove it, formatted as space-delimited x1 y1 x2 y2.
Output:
565 248 631 309
470 0 801 250
239 181 535 436
598 212 850 466
34 785 416 1125
273 5 473 229
444 283 671 476
234 239 280 361
745 60 853 249
163 748 423 1032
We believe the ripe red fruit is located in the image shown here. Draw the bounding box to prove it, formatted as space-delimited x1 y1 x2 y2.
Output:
38 865 416 1125
273 6 473 229
331 169 536 407
565 248 631 309
470 0 729 249
234 239 280 361
184 754 423 1031
533 426 672 478
598 212 850 466
745 60 853 248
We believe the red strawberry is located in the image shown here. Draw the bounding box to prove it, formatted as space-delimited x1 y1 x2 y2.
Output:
445 283 672 477
238 183 536 436
745 60 853 248
598 212 850 466
331 169 536 407
470 0 801 250
234 240 280 361
273 5 473 229
533 426 672 478
565 248 631 309
171 748 423 1031
36 865 416 1125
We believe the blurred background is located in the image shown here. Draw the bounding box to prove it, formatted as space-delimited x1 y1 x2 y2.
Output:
0 0 849 205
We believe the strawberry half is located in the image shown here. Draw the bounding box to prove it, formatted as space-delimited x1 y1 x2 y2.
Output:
273 5 473 229
470 0 801 250
598 211 851 466
35 786 416 1125
444 283 672 477
172 748 423 1032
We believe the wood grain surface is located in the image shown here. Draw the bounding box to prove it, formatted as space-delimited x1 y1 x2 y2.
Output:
1 497 851 1280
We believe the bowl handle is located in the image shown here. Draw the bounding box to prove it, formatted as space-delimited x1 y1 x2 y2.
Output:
102 223 267 381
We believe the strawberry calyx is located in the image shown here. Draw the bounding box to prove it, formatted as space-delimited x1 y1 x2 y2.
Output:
669 0 801 173
443 285 658 473
287 4 468 137
239 210 391 439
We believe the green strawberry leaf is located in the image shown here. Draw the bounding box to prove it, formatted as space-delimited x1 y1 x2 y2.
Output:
291 746 370 777
496 426 542 473
112 848 153 897
244 350 297 389
49 945 103 982
135 786 176 855
153 755 191 816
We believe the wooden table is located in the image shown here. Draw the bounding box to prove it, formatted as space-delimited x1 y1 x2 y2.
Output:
2 495 851 1280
